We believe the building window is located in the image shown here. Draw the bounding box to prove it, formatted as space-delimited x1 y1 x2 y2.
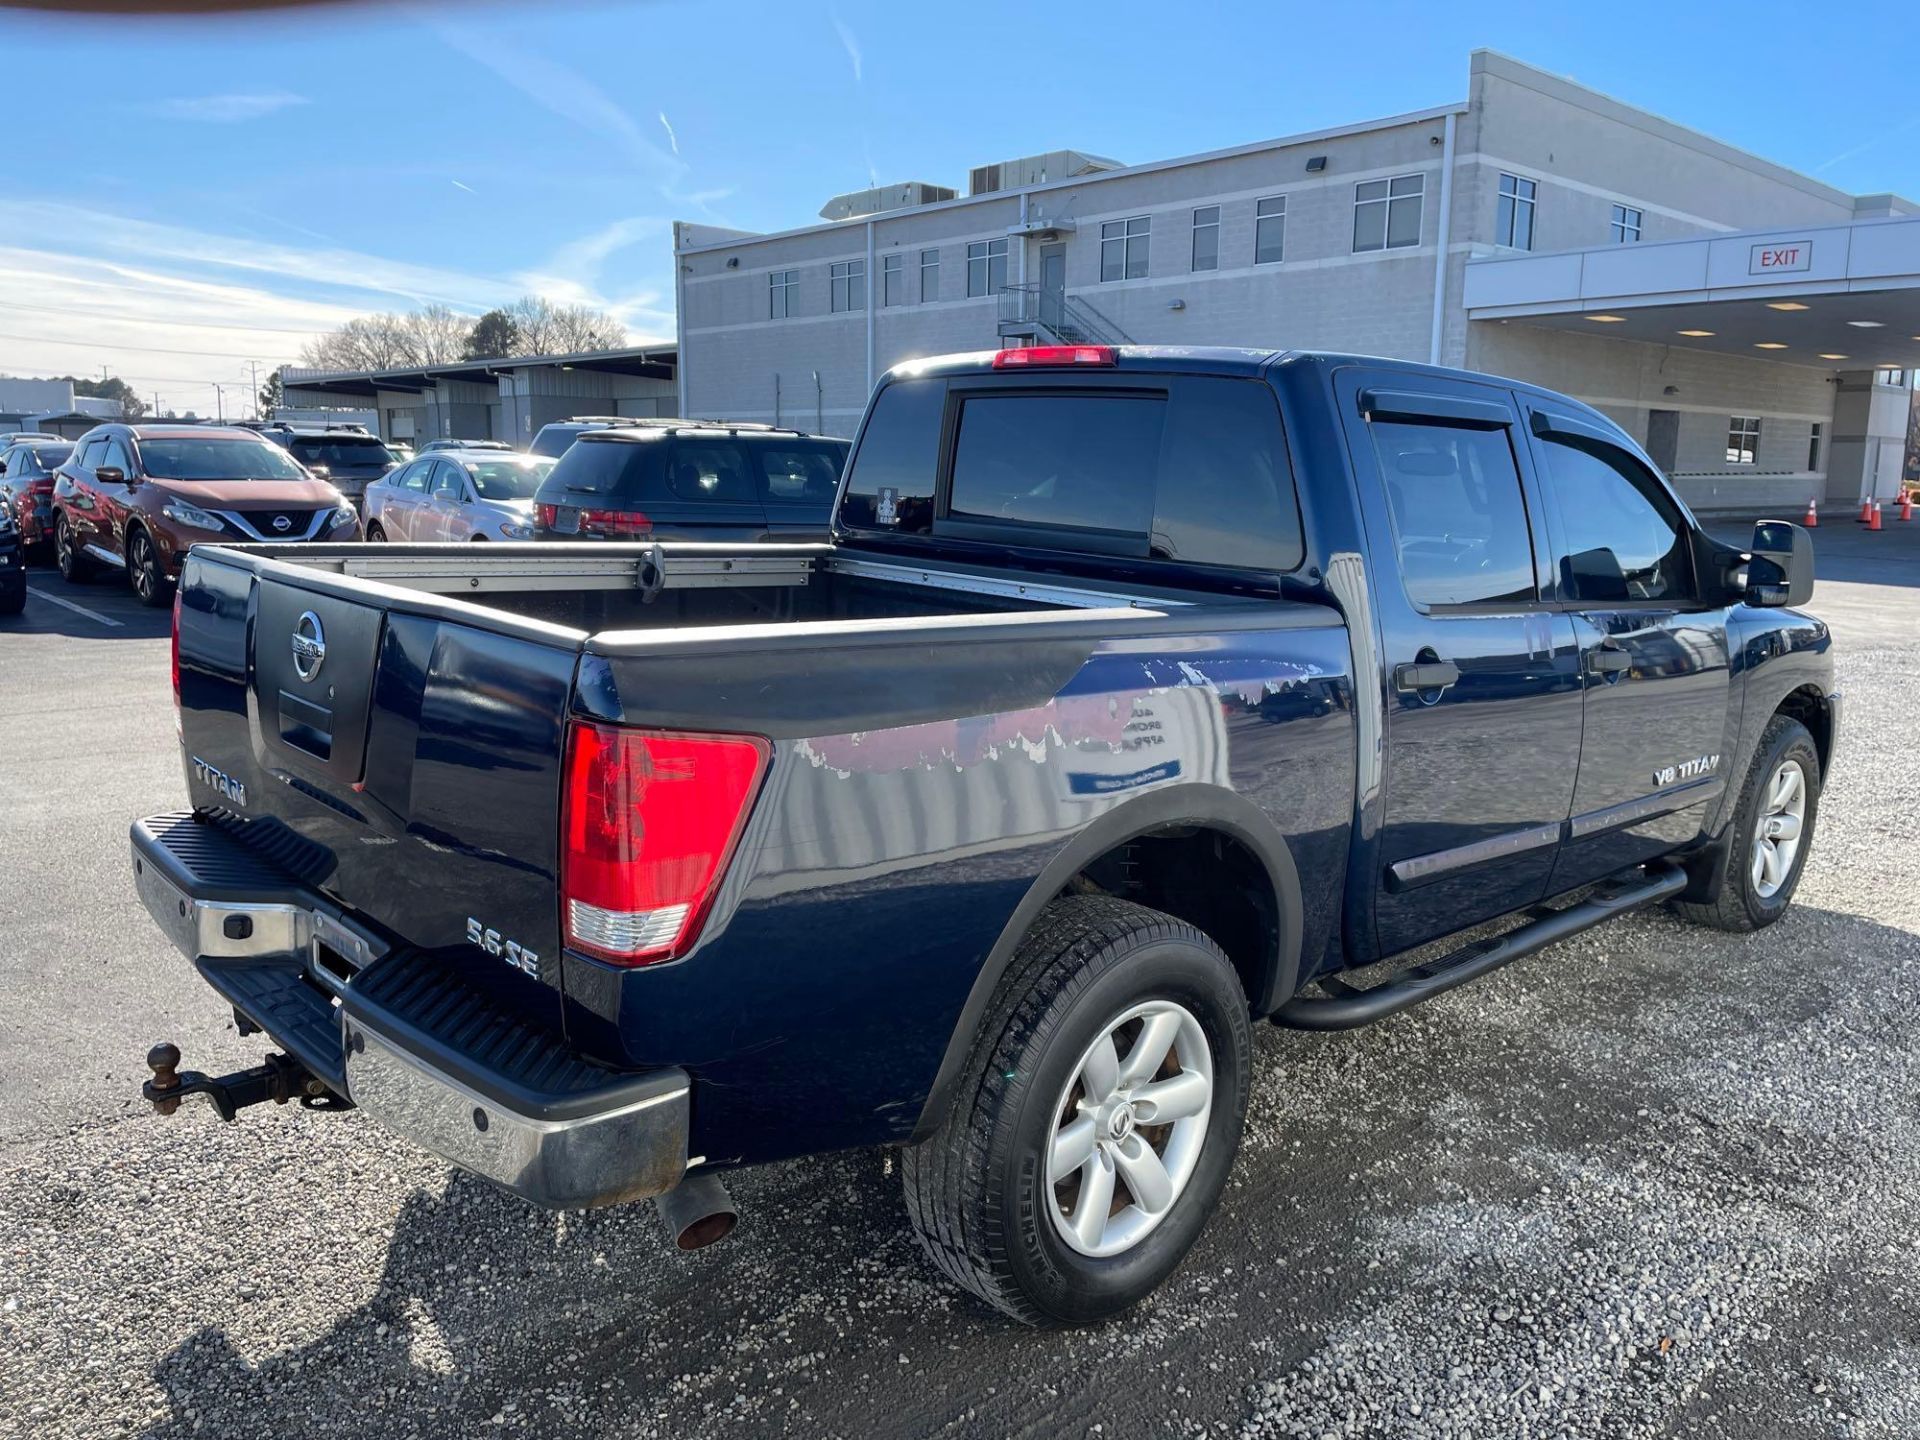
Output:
1255 195 1287 265
1353 174 1424 253
966 238 1007 297
1100 216 1150 282
1496 173 1537 250
830 259 865 313
768 269 798 320
1876 367 1908 387
920 248 940 302
1808 421 1823 472
1727 415 1761 466
1610 204 1642 243
1191 206 1219 272
882 253 904 307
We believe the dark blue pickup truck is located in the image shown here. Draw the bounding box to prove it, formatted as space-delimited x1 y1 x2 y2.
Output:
134 346 1836 1326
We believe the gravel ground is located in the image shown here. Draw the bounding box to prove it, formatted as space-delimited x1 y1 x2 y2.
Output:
3 537 1918 1439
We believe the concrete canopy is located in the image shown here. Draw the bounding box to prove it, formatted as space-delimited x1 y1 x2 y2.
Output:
1463 216 1920 371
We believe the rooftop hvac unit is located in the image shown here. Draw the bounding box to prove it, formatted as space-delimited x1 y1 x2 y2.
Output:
817 181 959 221
967 150 1123 195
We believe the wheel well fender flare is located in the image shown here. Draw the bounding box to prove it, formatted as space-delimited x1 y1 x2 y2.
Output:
907 782 1303 1143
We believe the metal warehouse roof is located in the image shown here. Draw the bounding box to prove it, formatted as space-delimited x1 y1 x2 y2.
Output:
282 344 677 396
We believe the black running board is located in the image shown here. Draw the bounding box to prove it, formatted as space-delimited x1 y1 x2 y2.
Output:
1275 862 1687 1031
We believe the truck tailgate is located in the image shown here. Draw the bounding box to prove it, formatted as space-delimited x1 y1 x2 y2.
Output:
177 553 581 1023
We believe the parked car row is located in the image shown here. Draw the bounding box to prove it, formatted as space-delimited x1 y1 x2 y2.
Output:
3 416 851 610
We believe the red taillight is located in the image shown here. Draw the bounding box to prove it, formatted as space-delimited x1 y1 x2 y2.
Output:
170 589 183 734
561 723 770 965
992 345 1116 369
578 508 652 538
29 479 53 495
535 502 557 529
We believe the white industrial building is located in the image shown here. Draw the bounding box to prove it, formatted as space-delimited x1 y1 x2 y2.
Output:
674 50 1920 514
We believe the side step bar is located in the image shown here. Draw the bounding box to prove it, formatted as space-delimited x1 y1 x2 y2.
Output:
1275 862 1687 1032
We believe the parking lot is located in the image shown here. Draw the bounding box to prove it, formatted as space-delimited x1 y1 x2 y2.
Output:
3 519 1918 1440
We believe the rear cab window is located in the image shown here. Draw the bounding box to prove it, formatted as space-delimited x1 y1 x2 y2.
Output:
290 436 391 468
839 369 1303 572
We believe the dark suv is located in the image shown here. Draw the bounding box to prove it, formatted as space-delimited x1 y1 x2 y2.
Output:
52 424 359 605
259 425 397 505
530 423 850 541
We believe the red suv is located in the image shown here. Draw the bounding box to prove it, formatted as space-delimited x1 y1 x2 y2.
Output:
52 424 361 606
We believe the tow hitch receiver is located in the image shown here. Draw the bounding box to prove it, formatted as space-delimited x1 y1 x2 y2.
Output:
143 1042 352 1122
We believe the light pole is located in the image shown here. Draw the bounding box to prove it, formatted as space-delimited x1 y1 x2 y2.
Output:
212 383 227 423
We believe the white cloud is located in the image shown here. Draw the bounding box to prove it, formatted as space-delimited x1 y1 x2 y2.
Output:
831 14 863 84
450 179 477 194
658 111 679 156
429 21 683 185
150 92 309 124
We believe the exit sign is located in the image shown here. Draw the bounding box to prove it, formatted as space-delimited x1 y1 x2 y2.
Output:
1749 241 1812 275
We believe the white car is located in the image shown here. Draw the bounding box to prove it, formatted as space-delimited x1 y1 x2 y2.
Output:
364 450 554 542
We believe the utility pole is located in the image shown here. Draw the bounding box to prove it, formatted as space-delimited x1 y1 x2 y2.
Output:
247 361 261 420
213 383 226 423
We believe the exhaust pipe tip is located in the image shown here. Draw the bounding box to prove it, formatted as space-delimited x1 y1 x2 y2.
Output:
654 1172 738 1251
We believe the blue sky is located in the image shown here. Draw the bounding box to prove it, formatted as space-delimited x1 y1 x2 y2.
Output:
3 0 1918 415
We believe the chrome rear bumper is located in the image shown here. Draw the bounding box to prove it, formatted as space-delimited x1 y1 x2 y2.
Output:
131 811 691 1209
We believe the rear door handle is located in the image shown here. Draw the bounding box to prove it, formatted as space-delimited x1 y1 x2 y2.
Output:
1586 645 1632 676
1394 660 1461 693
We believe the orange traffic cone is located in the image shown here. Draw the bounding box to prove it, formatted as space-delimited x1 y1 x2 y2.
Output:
1868 501 1884 531
1859 496 1875 523
1804 499 1819 527
1900 491 1915 523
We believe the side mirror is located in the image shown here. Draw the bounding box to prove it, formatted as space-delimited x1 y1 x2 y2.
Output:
96 465 127 485
1745 518 1814 608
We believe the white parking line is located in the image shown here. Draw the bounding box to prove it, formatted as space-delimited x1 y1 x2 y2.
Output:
27 587 124 628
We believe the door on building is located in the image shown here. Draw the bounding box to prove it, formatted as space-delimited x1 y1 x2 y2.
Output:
1521 400 1733 889
1645 409 1680 475
1335 368 1586 958
1038 242 1067 335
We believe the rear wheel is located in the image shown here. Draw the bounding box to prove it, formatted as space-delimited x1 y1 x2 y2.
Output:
902 896 1250 1326
54 514 92 583
126 527 172 608
1673 714 1820 932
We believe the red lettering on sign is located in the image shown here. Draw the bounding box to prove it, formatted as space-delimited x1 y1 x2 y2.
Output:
1759 247 1801 268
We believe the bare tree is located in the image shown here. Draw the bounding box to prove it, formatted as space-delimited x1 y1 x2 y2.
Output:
400 304 475 365
299 296 623 373
505 296 627 355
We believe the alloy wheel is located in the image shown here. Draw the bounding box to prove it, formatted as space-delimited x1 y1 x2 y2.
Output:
1751 759 1807 899
1045 999 1214 1259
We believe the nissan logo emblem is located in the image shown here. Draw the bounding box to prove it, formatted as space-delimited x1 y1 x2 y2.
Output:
272 514 293 532
291 610 327 682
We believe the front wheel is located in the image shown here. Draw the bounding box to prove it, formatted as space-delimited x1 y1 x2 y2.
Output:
902 896 1250 1326
366 521 387 542
1673 714 1821 932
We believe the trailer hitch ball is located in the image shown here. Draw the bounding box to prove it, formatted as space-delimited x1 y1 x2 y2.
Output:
146 1042 183 1116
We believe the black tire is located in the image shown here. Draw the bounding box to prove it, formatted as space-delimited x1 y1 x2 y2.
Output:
0 577 24 617
1673 714 1821 932
126 526 173 608
902 895 1251 1326
366 522 387 542
54 514 92 583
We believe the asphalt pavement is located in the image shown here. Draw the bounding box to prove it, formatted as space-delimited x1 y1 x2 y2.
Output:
2 523 1918 1439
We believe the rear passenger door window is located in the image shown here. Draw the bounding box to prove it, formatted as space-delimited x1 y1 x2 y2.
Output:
1369 421 1538 608
665 442 756 502
756 441 847 537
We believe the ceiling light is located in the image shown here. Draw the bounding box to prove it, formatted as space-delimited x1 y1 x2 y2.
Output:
1584 314 1627 323
1819 353 1849 360
1755 342 1789 350
1677 329 1715 337
1766 301 1810 311
1847 320 1885 328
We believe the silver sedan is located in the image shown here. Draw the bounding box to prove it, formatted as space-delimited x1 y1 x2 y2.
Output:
365 450 554 542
